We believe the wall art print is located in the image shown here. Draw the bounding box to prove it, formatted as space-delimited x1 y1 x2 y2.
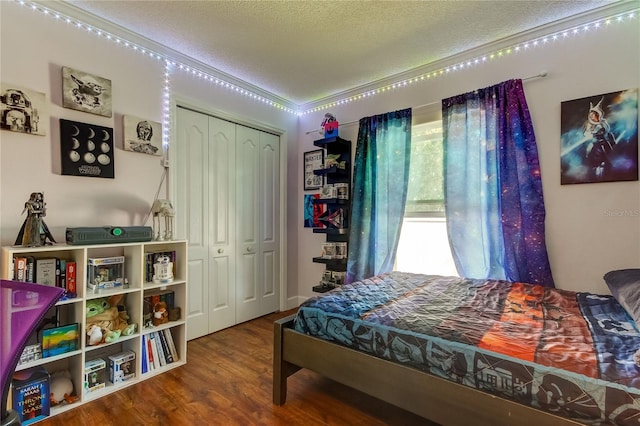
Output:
304 149 324 190
62 66 112 117
60 119 114 178
41 323 79 358
304 194 325 228
123 115 162 156
561 88 638 185
0 82 48 136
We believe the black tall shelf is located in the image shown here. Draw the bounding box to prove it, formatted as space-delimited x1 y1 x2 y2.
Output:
311 136 351 293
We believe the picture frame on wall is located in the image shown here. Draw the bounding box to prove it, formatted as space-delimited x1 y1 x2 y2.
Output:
60 119 115 178
0 82 48 136
304 149 324 190
561 88 638 185
62 66 112 117
304 193 326 228
123 115 162 156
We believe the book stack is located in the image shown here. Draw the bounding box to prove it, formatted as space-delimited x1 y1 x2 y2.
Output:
140 329 178 373
11 256 77 299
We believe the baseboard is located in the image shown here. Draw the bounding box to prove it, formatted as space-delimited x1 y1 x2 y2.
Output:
286 295 307 310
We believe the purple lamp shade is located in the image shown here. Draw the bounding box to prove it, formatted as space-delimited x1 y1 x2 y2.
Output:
1 280 64 422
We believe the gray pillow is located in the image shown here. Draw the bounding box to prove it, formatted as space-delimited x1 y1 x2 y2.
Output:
604 269 640 324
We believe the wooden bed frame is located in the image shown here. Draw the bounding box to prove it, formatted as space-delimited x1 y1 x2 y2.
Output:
273 314 583 426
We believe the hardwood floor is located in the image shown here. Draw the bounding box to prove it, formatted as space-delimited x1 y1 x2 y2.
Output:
38 309 434 426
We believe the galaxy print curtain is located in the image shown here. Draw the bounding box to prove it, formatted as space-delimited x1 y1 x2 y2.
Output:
346 108 412 284
442 79 554 287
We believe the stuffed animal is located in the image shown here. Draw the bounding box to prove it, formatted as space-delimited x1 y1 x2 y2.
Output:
86 294 137 346
50 370 78 406
87 324 103 346
152 301 169 326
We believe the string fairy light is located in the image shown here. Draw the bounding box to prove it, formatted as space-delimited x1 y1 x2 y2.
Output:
11 0 638 119
299 8 638 115
10 0 296 117
162 60 172 150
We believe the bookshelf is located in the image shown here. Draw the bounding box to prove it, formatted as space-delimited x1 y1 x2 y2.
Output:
1 240 187 422
311 136 351 293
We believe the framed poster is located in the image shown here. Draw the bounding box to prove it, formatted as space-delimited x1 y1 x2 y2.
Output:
304 149 324 190
304 193 326 228
62 66 112 117
561 88 638 184
124 115 162 156
0 82 48 135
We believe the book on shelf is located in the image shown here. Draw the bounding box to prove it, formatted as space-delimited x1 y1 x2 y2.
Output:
14 257 27 282
157 330 174 364
12 255 76 299
65 261 77 298
147 333 158 370
35 258 57 286
25 256 36 283
156 332 167 367
150 332 165 367
12 366 50 425
54 258 62 288
59 259 66 291
163 328 179 362
141 335 149 374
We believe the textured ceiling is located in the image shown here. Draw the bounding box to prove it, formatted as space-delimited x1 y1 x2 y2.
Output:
64 0 622 105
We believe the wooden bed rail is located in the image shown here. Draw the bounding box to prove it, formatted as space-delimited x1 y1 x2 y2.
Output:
273 315 583 426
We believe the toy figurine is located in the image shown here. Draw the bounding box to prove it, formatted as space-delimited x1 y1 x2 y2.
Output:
85 295 137 346
151 199 174 241
321 113 339 138
14 192 56 246
152 254 174 284
49 370 78 406
152 301 169 326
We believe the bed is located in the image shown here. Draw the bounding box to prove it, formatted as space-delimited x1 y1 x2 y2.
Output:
273 270 640 425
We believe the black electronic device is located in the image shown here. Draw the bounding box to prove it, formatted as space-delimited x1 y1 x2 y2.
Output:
65 226 153 245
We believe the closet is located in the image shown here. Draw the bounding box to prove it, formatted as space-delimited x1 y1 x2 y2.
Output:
175 107 280 340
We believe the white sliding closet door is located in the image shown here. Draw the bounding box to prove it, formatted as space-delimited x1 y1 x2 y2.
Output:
176 107 280 340
236 127 280 323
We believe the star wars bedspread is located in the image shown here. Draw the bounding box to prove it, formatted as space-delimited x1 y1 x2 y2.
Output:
294 272 640 425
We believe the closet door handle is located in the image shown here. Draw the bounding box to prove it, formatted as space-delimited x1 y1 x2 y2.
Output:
246 246 253 253
217 248 224 254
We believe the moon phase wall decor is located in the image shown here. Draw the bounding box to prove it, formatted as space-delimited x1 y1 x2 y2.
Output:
60 118 114 178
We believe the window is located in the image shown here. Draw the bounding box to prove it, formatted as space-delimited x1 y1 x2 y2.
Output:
394 121 458 276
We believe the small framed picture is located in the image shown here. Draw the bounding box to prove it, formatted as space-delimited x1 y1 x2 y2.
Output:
0 82 48 136
62 66 112 117
41 323 79 358
123 115 163 156
304 149 324 190
561 88 638 184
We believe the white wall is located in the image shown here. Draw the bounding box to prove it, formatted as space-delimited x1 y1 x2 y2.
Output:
0 3 168 241
0 2 299 303
2 2 638 304
296 13 640 297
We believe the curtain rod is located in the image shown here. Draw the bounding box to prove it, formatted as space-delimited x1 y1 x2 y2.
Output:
304 71 549 135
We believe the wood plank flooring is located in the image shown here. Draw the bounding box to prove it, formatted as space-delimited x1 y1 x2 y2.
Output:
38 309 434 425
